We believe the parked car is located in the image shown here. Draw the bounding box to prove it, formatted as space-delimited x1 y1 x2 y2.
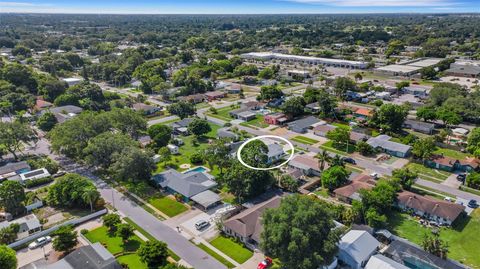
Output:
28 236 52 249
194 220 210 231
370 172 379 179
456 174 466 181
342 157 356 164
258 257 273 269
468 199 478 208
444 197 453 202
53 170 66 178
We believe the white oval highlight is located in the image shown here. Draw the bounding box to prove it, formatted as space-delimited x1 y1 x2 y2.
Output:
236 135 295 171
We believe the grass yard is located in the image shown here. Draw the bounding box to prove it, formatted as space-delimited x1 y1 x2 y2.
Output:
240 115 269 129
406 162 451 182
319 140 355 154
148 196 188 217
84 226 143 255
332 122 351 129
291 136 319 145
387 209 480 268
195 242 236 268
313 188 330 198
209 235 253 264
117 254 147 269
434 147 472 160
207 106 235 121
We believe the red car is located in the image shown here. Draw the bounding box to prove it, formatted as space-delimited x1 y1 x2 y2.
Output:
257 257 273 269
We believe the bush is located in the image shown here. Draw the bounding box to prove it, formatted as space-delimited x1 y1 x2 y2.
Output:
80 229 89 235
190 151 204 164
24 176 54 188
26 157 60 174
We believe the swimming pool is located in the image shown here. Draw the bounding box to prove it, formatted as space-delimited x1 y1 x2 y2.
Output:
183 166 208 174
403 257 441 269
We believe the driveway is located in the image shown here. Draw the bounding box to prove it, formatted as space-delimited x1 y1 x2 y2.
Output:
17 243 53 268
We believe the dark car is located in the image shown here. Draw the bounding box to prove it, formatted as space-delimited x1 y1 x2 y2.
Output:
468 199 478 208
342 157 356 165
456 174 466 181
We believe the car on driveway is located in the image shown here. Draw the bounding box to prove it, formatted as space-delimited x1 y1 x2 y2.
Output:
468 199 478 208
258 257 273 269
194 220 210 231
456 174 466 181
28 236 51 249
342 157 356 164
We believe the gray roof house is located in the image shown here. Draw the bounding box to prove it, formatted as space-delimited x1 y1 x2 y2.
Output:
287 116 320 133
0 214 42 239
41 105 83 123
365 254 409 269
190 190 221 210
152 169 217 199
217 128 239 140
0 161 31 180
171 118 194 135
403 119 435 134
366 135 412 158
338 230 380 269
267 143 285 163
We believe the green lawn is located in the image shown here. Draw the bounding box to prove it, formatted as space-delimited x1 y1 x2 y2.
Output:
291 136 319 145
387 209 480 268
406 162 451 182
207 106 236 121
434 147 472 160
313 188 330 198
332 122 351 129
196 242 236 268
209 235 253 264
319 140 355 154
84 226 143 255
148 196 188 217
117 254 147 269
240 115 269 129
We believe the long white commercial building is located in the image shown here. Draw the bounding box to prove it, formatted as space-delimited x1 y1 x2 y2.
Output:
241 52 368 69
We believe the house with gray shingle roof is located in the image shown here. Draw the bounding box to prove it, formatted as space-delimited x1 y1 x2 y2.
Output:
338 230 380 269
366 135 411 158
287 116 320 133
152 169 217 201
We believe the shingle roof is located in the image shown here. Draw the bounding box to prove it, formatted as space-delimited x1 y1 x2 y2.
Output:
190 190 221 209
397 191 465 221
152 169 217 198
0 161 30 175
367 135 411 154
365 255 410 269
267 143 284 158
288 155 322 172
172 118 194 128
58 243 121 269
339 230 380 264
287 116 320 131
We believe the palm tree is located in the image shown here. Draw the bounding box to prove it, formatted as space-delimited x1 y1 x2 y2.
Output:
82 187 100 212
316 149 331 172
329 154 345 167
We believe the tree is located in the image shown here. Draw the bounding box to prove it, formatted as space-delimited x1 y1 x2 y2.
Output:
239 140 269 168
102 213 121 232
46 174 99 209
0 181 26 216
365 208 387 228
395 81 410 94
258 67 275 79
391 168 417 190
279 175 300 192
0 121 37 160
281 96 305 117
328 154 345 167
385 40 404 57
416 106 437 122
422 230 449 259
258 85 283 101
137 241 169 268
167 101 195 119
321 166 350 191
436 106 462 128
261 195 340 269
467 128 480 158
106 108 147 139
412 137 436 161
157 147 172 166
148 124 172 149
37 112 58 131
356 141 374 156
187 118 211 137
316 149 331 172
116 223 134 243
108 147 155 181
82 186 100 212
333 77 356 100
0 224 19 245
0 245 16 269
203 138 231 174
371 103 408 132
326 127 350 149
466 172 480 190
222 161 274 202
420 66 437 80
52 225 78 253
83 133 136 169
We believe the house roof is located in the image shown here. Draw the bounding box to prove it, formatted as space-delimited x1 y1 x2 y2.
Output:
172 118 194 128
365 255 410 269
35 99 53 110
132 103 158 111
224 196 282 242
43 105 83 115
217 128 238 139
404 119 434 132
460 157 480 169
287 116 320 131
397 191 465 221
313 124 337 133
267 143 284 158
334 180 374 201
178 94 205 102
265 112 286 119
350 131 369 142
286 168 304 179
204 91 225 97
47 242 121 269
0 214 41 231
339 230 380 264
288 155 322 172
354 108 373 117
237 111 256 118
366 135 411 154
190 190 221 209
0 161 30 175
152 169 217 198
428 155 457 168
242 101 264 109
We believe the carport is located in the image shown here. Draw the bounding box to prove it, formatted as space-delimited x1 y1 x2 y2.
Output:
191 190 222 211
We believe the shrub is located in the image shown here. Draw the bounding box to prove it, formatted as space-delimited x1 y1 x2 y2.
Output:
189 151 204 164
24 177 54 188
80 229 89 235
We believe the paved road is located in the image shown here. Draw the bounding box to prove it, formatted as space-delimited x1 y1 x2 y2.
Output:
416 179 480 201
148 115 179 126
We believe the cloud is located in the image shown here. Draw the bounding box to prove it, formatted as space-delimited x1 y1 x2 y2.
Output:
283 0 456 7
0 1 51 7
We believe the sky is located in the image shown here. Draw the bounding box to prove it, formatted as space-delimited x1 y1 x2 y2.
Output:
0 0 479 14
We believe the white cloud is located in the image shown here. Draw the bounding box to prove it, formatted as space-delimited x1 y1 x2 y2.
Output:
284 0 456 7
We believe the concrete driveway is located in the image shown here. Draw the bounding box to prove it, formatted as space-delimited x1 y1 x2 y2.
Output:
17 242 53 268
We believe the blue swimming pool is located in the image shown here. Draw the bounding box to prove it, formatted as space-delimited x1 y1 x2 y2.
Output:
183 166 207 174
403 257 440 269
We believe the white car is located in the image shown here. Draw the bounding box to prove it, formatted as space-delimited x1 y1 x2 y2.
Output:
194 220 210 231
370 172 379 179
28 236 52 249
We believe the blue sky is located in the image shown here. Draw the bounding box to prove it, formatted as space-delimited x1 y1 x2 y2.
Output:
1 0 479 14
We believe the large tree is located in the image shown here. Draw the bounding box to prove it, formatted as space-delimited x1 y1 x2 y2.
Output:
116 223 134 243
467 128 480 158
0 181 26 216
147 124 173 149
46 174 99 209
187 118 211 137
52 225 78 254
258 85 283 101
391 168 417 190
281 96 306 117
326 127 350 150
102 213 121 232
0 121 37 160
333 77 356 100
37 112 58 131
412 137 436 162
108 147 155 181
0 245 17 269
371 103 408 132
83 133 136 169
321 166 350 191
261 195 340 269
137 241 169 268
422 230 449 259
167 101 195 119
416 106 437 122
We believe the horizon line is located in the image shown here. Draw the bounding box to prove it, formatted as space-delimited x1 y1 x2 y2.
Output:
2 11 480 15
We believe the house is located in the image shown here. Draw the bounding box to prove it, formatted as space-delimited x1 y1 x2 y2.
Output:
366 135 412 158
396 191 465 225
426 155 479 173
236 110 257 121
267 98 284 108
365 254 409 269
178 93 206 104
223 196 282 249
313 124 337 137
33 99 53 111
452 127 469 138
190 190 222 211
0 214 42 240
287 69 311 78
241 101 264 110
132 103 162 115
353 107 374 119
287 116 320 133
404 87 428 97
350 131 370 143
264 113 288 125
305 102 321 113
167 144 179 155
0 161 31 182
334 174 376 203
227 84 242 94
152 169 217 202
267 143 285 163
137 135 153 147
171 118 194 135
19 168 50 184
37 242 122 269
204 91 226 101
41 105 83 123
62 77 82 87
403 119 434 134
338 230 380 269
217 128 238 140
445 60 480 78
288 155 323 176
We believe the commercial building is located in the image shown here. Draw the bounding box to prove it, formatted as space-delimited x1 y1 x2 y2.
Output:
445 60 480 78
375 58 442 77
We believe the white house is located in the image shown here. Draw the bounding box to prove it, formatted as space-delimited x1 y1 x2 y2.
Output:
338 230 380 269
167 144 179 155
19 168 50 184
